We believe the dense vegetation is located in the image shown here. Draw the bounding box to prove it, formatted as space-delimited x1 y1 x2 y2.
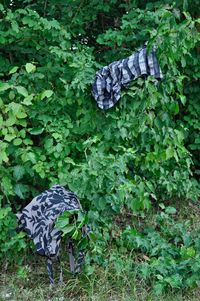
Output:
0 0 200 296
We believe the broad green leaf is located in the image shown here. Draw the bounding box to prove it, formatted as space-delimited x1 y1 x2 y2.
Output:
0 83 10 92
16 110 27 119
186 247 196 257
14 184 28 199
9 66 19 74
15 86 28 97
23 138 33 145
1 176 13 194
5 114 17 126
180 95 186 105
0 207 11 219
159 203 165 210
62 225 75 235
72 229 82 240
25 63 36 73
41 90 53 100
22 94 34 106
13 138 23 146
9 91 15 100
0 151 9 163
166 146 174 159
55 217 69 229
4 133 16 142
28 128 44 135
13 165 25 181
165 206 177 215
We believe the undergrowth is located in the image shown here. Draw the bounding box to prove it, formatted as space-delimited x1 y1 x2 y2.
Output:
1 201 200 300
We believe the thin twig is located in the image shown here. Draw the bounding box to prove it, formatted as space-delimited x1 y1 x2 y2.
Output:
70 0 84 26
43 0 48 17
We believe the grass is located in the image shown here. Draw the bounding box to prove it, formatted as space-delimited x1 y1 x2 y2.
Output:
1 262 200 301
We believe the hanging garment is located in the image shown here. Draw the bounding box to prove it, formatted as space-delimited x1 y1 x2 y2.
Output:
92 44 163 110
16 185 90 284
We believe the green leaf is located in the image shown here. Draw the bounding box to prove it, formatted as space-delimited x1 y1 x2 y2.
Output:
9 66 19 74
9 91 15 100
25 63 36 73
26 152 36 163
22 94 34 106
5 114 16 126
13 166 25 181
186 247 196 257
55 217 69 229
23 138 33 145
166 146 174 159
41 90 53 100
0 83 10 92
165 206 177 215
84 265 95 276
0 207 11 219
159 203 165 210
13 138 23 146
16 110 27 119
28 128 44 135
180 95 186 105
89 232 97 243
62 225 75 235
1 176 13 194
15 86 28 97
72 229 82 240
14 184 28 199
4 133 16 142
0 151 9 163
170 102 179 115
78 237 89 249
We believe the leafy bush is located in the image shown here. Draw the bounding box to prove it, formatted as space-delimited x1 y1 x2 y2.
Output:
134 206 200 294
94 205 200 294
0 206 26 263
0 0 200 294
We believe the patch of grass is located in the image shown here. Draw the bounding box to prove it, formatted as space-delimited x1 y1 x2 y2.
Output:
1 264 200 301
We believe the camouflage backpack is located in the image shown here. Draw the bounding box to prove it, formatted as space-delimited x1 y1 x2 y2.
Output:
16 185 90 284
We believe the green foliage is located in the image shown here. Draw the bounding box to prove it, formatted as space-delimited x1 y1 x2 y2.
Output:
114 205 200 294
0 0 200 294
0 206 26 262
55 209 92 251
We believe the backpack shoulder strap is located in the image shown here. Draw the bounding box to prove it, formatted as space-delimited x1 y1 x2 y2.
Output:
47 256 63 285
67 224 90 273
